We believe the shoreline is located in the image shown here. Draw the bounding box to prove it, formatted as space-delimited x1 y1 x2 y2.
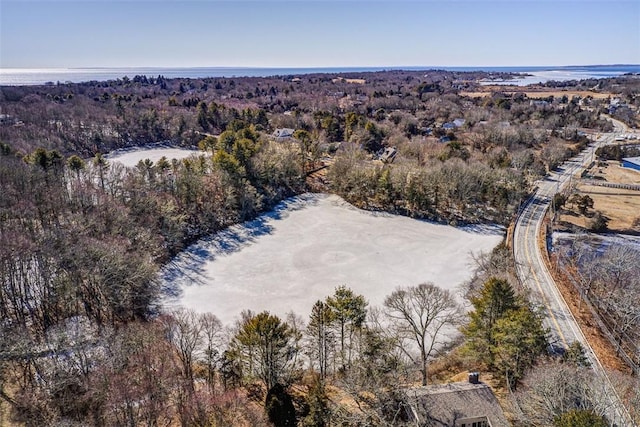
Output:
2 65 638 86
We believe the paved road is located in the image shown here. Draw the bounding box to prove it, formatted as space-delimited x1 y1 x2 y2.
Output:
513 119 635 426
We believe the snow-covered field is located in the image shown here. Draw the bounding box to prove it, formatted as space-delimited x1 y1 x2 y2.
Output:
161 194 504 326
107 146 203 167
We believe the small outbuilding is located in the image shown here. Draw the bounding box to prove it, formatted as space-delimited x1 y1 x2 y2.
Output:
272 128 295 140
380 146 397 163
621 157 640 172
0 114 17 125
453 118 466 128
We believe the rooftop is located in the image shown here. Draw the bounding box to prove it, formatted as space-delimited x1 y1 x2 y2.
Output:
409 380 488 397
273 128 295 138
405 381 510 427
622 157 640 166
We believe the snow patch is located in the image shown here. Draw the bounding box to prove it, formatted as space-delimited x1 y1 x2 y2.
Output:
107 146 204 167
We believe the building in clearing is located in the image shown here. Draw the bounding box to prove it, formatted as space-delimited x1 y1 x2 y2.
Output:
0 114 17 125
621 157 640 172
453 118 466 128
380 146 397 163
272 128 295 140
404 375 510 427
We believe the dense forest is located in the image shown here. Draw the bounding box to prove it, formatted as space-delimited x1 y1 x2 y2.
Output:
1 70 639 426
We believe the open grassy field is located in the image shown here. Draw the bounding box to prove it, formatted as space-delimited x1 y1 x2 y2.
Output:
461 88 613 100
559 161 640 232
589 160 640 184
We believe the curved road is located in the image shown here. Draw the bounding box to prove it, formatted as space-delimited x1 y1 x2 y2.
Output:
513 118 635 426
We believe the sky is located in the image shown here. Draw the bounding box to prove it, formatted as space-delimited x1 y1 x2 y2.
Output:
1 0 639 68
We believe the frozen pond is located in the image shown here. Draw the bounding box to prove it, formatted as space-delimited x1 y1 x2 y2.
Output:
106 146 203 167
161 194 504 325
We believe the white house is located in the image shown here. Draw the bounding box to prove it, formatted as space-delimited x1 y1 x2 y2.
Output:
453 118 466 128
272 128 295 140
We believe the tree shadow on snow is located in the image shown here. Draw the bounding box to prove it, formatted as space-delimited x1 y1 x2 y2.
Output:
161 193 322 297
460 223 505 236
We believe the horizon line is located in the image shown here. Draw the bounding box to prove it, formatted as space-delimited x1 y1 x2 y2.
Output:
2 63 639 71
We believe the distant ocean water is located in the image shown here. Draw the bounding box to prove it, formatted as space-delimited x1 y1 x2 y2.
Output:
0 65 638 86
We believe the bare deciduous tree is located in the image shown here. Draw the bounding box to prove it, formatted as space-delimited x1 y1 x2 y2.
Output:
384 282 462 386
164 309 202 391
199 312 223 392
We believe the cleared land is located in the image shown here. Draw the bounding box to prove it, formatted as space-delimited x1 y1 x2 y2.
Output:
461 89 612 99
588 160 640 184
560 161 640 231
161 194 503 325
107 147 203 167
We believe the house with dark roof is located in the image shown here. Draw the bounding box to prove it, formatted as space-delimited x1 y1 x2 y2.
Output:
404 375 510 427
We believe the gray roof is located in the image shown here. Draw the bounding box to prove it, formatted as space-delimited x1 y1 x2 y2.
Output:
273 128 295 138
405 381 510 427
